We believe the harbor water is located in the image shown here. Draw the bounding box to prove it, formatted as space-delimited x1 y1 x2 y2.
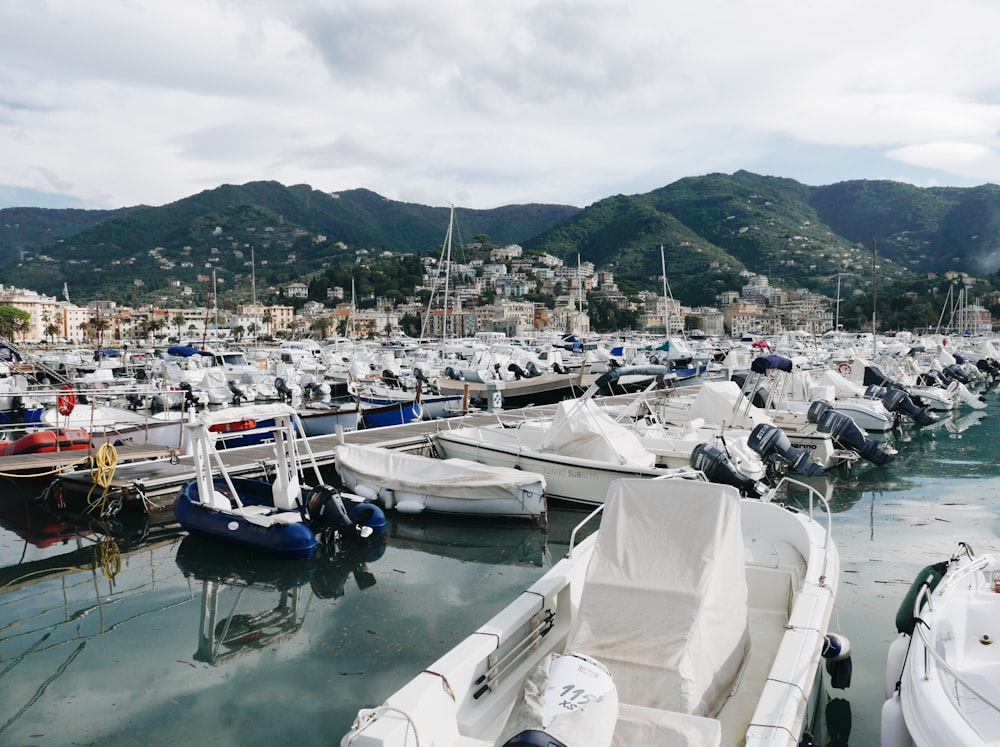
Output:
1 393 999 746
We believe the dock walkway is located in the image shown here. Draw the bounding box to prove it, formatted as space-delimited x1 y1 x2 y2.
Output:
16 399 625 511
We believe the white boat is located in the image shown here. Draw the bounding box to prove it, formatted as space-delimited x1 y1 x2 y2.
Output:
882 544 1000 747
432 399 701 506
341 476 846 747
335 443 546 519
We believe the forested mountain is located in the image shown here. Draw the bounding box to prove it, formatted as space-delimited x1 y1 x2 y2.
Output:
1 173 998 313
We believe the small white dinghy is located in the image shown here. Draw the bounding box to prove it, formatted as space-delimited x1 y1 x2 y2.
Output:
341 476 847 747
335 443 546 519
882 543 1000 747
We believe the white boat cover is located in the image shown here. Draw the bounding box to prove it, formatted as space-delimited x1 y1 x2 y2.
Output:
335 443 545 501
568 479 749 717
817 369 868 398
686 380 770 429
537 400 655 468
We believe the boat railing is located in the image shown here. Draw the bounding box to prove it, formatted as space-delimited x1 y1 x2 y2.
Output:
566 502 605 558
769 475 836 585
912 563 1000 731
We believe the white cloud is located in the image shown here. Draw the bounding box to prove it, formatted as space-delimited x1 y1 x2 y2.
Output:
2 0 1000 210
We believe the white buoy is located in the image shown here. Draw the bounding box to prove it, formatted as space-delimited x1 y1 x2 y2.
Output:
884 634 909 699
880 690 915 747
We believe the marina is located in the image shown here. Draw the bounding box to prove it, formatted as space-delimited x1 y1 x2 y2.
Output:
0 342 998 745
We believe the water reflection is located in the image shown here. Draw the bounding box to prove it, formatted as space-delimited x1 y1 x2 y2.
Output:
385 513 549 567
175 535 387 664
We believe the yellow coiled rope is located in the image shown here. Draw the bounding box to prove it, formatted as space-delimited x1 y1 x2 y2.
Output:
86 442 119 516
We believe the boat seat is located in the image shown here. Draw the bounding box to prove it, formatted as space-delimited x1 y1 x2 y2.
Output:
568 479 750 717
612 703 721 747
238 505 303 525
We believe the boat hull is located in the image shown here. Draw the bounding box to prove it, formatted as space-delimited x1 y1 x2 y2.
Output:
174 477 317 559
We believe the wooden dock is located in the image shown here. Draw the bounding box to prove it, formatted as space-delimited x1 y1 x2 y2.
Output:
2 391 651 513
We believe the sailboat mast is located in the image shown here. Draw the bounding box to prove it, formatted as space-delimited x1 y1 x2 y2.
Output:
871 238 877 357
442 205 453 343
660 245 669 334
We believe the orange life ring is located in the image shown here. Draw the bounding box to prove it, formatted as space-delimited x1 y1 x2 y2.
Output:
837 363 852 376
56 385 77 416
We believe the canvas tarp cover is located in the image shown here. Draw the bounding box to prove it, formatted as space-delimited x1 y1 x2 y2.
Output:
335 443 545 501
567 478 749 717
537 400 655 468
687 380 770 430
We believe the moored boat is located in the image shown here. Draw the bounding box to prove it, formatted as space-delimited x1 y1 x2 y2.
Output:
335 442 546 519
173 404 387 559
341 476 848 747
882 543 1000 747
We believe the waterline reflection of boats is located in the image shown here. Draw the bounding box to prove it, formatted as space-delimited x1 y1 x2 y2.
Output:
385 513 548 567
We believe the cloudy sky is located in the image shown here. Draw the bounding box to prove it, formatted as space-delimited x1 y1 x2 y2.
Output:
3 0 1000 212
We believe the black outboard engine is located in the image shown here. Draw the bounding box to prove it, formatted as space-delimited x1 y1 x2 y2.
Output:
179 381 198 406
125 393 144 411
690 443 764 496
865 385 936 426
507 362 528 381
814 409 896 467
444 366 461 380
917 369 944 387
862 364 904 390
525 360 541 378
307 485 374 544
274 376 293 404
941 363 971 385
552 362 566 374
381 369 399 387
414 367 430 385
227 379 245 406
748 423 824 477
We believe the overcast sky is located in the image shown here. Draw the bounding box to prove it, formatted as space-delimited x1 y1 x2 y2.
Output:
3 0 1000 212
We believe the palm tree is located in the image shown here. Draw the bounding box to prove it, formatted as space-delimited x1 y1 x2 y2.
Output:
172 313 186 341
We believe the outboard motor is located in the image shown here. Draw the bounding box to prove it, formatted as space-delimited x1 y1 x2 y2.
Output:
916 369 944 387
274 376 293 404
865 385 936 427
381 369 399 387
306 485 386 544
941 363 971 385
690 443 764 497
862 364 904 390
444 366 461 380
499 653 618 747
552 362 566 374
507 362 528 381
125 393 144 411
525 360 541 378
227 379 245 406
414 367 430 385
179 381 199 406
748 423 824 477
814 409 896 467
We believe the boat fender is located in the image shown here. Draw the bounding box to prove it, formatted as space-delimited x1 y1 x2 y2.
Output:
884 634 909 699
879 691 914 747
352 483 380 502
345 498 387 537
823 633 852 689
895 561 948 635
411 402 424 421
499 653 617 747
394 499 426 514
